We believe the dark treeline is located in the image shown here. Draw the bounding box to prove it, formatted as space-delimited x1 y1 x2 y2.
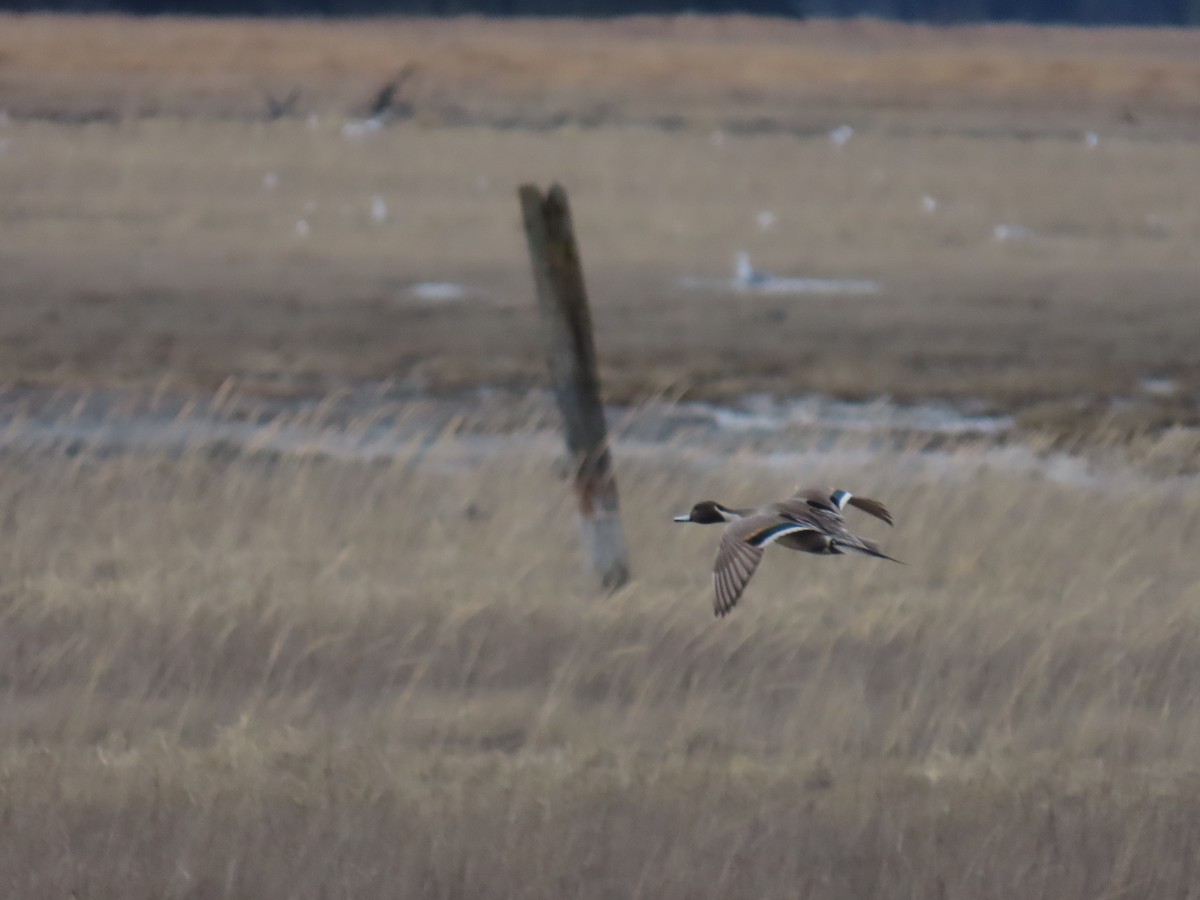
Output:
3 0 1199 24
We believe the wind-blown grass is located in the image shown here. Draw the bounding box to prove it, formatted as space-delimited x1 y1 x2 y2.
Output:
2 419 1199 897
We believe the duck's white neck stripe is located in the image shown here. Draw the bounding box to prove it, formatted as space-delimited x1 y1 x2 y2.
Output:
716 505 741 522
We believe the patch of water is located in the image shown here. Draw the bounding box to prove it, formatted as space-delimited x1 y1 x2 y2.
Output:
1138 376 1179 397
665 395 1013 437
678 275 881 297
0 385 1187 493
678 251 881 297
408 282 468 302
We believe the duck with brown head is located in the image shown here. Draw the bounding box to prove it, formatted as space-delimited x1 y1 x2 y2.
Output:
674 486 901 617
672 501 744 525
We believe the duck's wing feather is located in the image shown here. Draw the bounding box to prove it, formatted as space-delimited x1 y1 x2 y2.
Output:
790 486 894 527
791 486 839 514
713 514 821 617
846 495 894 527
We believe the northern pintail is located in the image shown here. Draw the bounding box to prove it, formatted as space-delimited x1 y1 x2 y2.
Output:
674 486 900 617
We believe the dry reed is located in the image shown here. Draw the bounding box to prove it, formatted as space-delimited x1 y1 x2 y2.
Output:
1 405 1199 896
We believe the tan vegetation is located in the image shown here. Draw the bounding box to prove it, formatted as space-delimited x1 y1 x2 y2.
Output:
2 16 1199 435
5 15 1200 125
2 426 1199 895
1 115 1199 433
2 18 1199 891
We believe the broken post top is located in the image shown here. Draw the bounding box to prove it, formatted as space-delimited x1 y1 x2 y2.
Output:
518 183 607 463
519 182 629 591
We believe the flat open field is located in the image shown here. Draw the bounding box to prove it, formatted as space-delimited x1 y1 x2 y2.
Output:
5 15 1200 125
3 15 1200 896
1 15 1200 436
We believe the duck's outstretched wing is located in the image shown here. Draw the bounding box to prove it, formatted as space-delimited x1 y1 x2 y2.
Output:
845 494 894 527
713 514 820 617
791 486 894 527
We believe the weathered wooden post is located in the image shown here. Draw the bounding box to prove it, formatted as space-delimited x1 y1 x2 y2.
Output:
518 183 630 591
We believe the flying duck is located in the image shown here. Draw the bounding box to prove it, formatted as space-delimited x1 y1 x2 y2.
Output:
674 486 900 617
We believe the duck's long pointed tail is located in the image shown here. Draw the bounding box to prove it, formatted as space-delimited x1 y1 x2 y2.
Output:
837 538 905 565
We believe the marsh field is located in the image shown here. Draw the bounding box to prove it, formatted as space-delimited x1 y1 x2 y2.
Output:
2 14 1200 898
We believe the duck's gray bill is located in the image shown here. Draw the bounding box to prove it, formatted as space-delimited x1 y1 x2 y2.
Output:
672 514 691 523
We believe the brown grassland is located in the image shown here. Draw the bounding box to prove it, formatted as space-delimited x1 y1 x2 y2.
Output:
2 15 1200 433
2 430 1200 896
1 13 1200 897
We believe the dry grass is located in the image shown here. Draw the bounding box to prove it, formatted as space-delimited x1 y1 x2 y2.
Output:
5 15 1200 124
2 16 1200 435
2 418 1200 896
1 116 1200 433
4 16 1200 894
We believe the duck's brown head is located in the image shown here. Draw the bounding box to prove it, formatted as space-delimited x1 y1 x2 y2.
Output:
673 501 736 525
